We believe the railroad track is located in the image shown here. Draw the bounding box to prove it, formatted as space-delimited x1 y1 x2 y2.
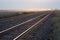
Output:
0 13 44 32
0 13 37 22
0 13 51 40
0 12 44 23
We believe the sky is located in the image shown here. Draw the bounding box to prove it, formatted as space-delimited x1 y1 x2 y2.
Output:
0 0 60 10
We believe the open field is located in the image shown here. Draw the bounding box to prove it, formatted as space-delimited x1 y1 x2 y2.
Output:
0 10 53 40
0 10 50 19
49 10 60 40
0 11 25 18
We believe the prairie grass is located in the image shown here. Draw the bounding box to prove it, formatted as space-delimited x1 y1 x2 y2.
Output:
55 11 60 17
50 11 60 40
0 12 23 18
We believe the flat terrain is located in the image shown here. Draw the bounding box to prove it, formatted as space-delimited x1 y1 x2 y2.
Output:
0 12 44 31
25 13 54 40
49 10 60 40
0 11 54 40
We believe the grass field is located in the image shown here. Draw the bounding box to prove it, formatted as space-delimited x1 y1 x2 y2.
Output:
50 10 60 40
0 11 48 19
0 12 29 19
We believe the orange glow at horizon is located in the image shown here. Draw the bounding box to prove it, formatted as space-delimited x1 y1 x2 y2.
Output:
18 8 52 12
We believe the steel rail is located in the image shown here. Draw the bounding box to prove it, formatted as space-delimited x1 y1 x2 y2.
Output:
13 13 51 40
0 14 46 37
